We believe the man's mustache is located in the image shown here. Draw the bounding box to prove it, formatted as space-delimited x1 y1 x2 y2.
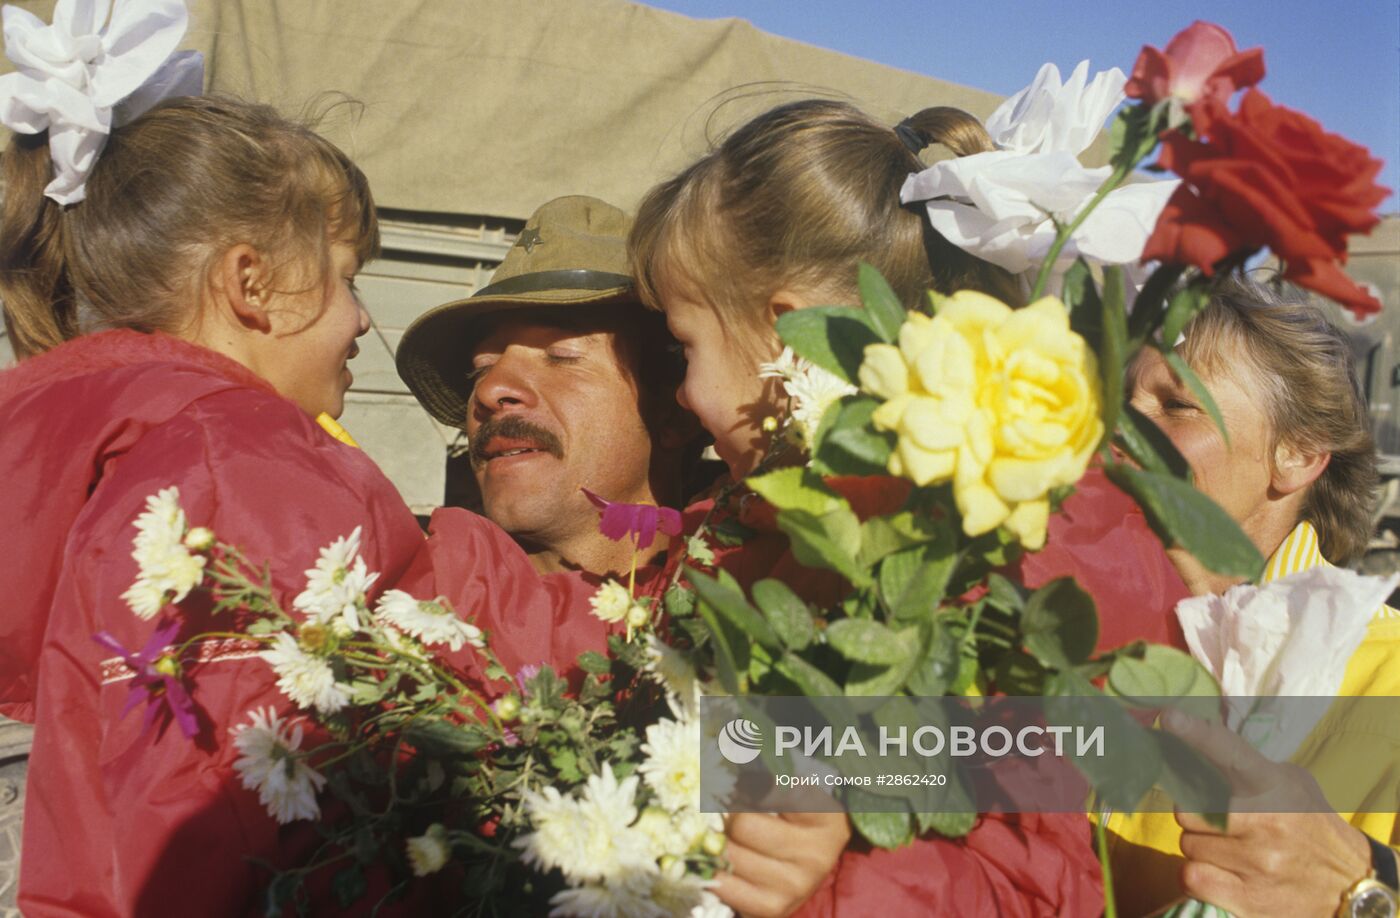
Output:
469 415 565 467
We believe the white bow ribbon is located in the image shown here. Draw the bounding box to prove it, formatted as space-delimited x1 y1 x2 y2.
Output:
0 0 202 205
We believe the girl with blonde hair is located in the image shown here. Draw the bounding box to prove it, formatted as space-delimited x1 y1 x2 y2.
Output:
0 4 571 911
627 96 1170 916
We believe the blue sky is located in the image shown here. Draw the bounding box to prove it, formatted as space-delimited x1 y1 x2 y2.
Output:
638 1 1400 207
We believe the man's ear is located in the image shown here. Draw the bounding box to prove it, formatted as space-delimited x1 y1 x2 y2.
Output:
1272 440 1330 496
215 244 273 332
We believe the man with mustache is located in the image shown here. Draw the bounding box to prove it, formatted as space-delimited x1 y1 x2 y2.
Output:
397 197 855 918
397 195 698 576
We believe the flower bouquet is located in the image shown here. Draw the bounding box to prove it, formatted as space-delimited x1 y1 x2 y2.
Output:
104 485 732 915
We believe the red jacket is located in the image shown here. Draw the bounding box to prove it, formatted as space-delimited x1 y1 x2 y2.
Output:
0 330 541 916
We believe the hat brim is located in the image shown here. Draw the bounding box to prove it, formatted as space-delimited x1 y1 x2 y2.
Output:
396 283 635 428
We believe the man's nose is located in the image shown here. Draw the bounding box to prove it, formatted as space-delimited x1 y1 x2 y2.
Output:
472 356 540 416
675 383 692 413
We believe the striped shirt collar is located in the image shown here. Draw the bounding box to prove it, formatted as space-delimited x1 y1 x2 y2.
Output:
1262 520 1399 620
1260 520 1326 584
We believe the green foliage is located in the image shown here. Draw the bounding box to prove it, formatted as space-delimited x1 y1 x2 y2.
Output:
687 568 782 652
856 262 906 343
575 651 612 675
663 583 696 618
889 550 959 623
916 808 977 840
1106 464 1265 579
1098 266 1129 440
1021 578 1099 671
849 806 915 849
331 865 367 908
777 509 872 587
826 619 910 666
1160 283 1211 350
1061 258 1100 329
1117 404 1192 480
811 395 896 476
1107 645 1218 702
709 517 755 547
775 651 844 696
774 306 881 384
905 619 961 696
1045 672 1161 811
1108 102 1165 170
1163 349 1230 445
1153 728 1230 830
1128 264 1186 346
747 466 846 515
752 579 816 651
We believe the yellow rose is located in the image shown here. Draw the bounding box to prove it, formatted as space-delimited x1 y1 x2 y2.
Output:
859 291 1102 549
858 311 979 486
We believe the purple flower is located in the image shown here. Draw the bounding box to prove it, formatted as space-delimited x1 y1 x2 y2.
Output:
581 488 683 549
515 663 543 697
93 619 200 739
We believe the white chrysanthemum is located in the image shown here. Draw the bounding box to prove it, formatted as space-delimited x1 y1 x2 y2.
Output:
576 770 655 882
632 807 689 858
677 807 725 850
589 580 636 625
137 487 186 539
123 487 207 618
758 347 856 445
231 707 326 824
548 873 662 918
406 823 451 877
639 716 702 814
374 589 484 651
651 857 712 917
120 578 168 620
259 632 350 715
689 891 734 918
516 785 594 881
517 765 653 885
642 636 698 716
135 538 207 595
293 527 379 632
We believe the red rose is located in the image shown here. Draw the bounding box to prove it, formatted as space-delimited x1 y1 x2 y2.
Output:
1143 90 1389 317
1125 20 1264 115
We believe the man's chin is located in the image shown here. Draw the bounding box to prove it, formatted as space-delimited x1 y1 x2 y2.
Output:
480 465 571 531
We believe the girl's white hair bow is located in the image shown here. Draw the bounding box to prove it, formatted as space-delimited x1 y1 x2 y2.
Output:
0 0 202 205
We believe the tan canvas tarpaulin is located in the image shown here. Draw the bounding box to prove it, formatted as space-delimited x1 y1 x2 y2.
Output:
1 0 1005 218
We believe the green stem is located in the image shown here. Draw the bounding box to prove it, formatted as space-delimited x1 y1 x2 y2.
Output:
1095 814 1118 918
173 630 267 658
1028 162 1133 302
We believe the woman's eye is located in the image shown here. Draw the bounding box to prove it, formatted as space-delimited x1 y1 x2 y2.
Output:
1164 398 1197 412
546 352 582 365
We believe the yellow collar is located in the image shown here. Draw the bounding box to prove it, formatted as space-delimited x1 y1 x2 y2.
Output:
1265 520 1399 621
1260 520 1326 584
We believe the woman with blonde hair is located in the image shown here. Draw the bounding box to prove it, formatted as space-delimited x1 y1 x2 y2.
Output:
1115 276 1399 917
